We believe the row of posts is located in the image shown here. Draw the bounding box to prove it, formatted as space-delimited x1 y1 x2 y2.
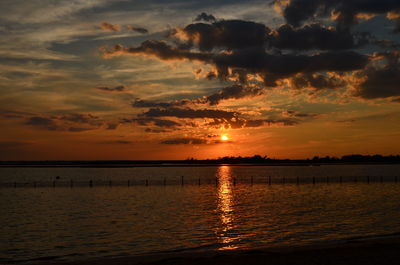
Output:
9 175 399 188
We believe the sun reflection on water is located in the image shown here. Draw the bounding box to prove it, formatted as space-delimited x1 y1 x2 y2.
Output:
216 166 240 250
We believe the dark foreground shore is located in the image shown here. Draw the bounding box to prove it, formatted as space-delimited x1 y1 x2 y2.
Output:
37 236 400 265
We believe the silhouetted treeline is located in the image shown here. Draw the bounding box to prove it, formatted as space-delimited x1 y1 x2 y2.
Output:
209 154 400 164
1 154 400 167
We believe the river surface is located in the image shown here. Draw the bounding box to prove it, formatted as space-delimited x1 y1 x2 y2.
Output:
1 165 400 263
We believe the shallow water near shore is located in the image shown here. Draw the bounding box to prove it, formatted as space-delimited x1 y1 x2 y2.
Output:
1 164 400 263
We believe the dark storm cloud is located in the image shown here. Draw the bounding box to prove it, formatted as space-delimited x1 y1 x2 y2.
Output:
271 24 369 50
194 12 216 22
356 53 400 99
96 85 126 92
213 49 368 85
107 40 368 86
214 49 368 74
127 25 149 34
141 107 238 119
160 137 207 145
178 20 270 51
279 0 400 29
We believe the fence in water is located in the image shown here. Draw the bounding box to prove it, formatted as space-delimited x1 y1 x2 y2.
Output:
1 175 399 188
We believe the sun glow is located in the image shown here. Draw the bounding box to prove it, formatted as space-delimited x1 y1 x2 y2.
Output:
221 135 229 141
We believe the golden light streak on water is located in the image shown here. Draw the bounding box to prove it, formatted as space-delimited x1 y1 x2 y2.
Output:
216 166 240 250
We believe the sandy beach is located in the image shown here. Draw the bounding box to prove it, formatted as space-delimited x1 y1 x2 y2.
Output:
36 235 400 265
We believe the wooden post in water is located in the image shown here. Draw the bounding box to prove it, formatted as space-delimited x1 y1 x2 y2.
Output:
367 176 370 184
215 177 218 186
198 178 200 186
53 180 56 188
312 176 316 185
296 176 299 185
233 177 236 186
145 179 149 186
326 176 329 184
282 177 285 184
181 176 184 186
395 176 398 183
164 178 167 186
354 176 357 183
339 176 342 184
89 180 93 188
128 180 130 187
380 176 383 183
109 180 112 187
34 182 37 188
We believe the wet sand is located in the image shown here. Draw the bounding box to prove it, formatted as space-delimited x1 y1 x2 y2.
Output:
37 235 400 265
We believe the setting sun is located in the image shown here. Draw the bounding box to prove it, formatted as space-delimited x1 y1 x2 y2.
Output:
221 135 229 141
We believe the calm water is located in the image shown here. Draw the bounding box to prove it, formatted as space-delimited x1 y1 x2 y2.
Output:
1 165 400 263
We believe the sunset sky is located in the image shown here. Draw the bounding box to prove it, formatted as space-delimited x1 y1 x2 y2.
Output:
1 0 400 160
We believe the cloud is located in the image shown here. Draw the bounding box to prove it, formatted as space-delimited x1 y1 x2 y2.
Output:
290 73 346 90
141 107 238 120
103 41 212 62
133 85 263 108
160 137 207 145
100 22 121 32
132 98 190 108
123 117 181 128
244 118 299 127
355 52 400 99
202 85 264 105
106 41 368 86
174 19 270 51
278 0 400 30
212 49 368 86
194 12 216 22
127 25 148 34
270 24 369 50
25 116 58 130
96 85 126 92
24 113 103 132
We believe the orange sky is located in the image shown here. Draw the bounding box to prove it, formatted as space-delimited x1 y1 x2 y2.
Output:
1 0 400 160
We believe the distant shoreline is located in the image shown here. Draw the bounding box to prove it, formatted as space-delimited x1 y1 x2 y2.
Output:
2 154 400 167
1 161 400 168
1 162 400 168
